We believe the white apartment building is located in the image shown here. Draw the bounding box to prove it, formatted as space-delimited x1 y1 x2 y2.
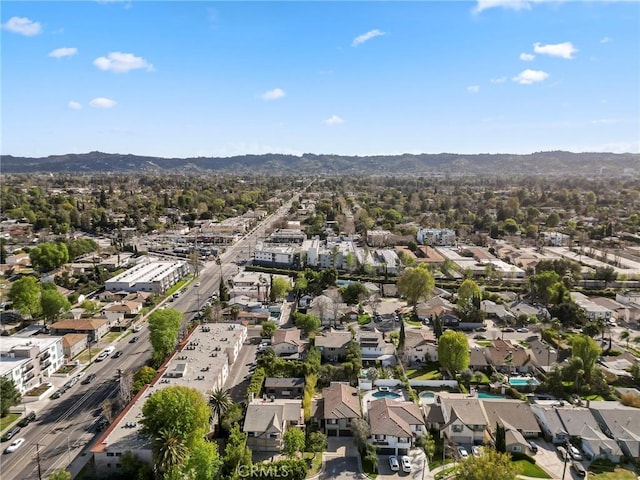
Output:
1 336 64 393
416 228 456 246
105 259 189 293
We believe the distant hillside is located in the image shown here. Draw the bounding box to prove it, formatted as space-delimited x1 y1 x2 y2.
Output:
1 151 638 176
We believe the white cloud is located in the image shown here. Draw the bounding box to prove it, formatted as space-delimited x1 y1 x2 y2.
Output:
474 0 532 14
600 37 612 44
2 16 42 36
49 47 78 58
352 29 385 47
512 69 549 84
260 88 286 101
324 115 344 125
590 118 618 125
467 85 480 93
519 52 535 61
533 41 578 59
93 52 154 73
67 101 82 110
490 77 507 84
89 97 116 108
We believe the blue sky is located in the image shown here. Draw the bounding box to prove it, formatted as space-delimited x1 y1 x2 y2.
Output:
2 1 639 158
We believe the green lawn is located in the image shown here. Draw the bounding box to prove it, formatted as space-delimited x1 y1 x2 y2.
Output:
304 452 323 478
513 460 551 478
406 319 423 327
361 457 378 479
103 332 121 343
476 340 492 347
588 467 637 480
434 465 457 480
405 367 442 381
165 276 192 296
0 413 20 433
358 315 372 325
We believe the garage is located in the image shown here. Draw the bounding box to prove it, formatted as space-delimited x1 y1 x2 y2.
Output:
378 447 396 456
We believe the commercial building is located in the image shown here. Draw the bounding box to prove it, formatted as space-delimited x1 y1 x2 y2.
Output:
104 259 188 293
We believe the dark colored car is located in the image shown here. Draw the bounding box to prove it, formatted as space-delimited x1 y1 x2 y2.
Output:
82 373 97 385
1 427 21 442
129 336 139 343
50 389 65 399
17 412 36 428
112 351 123 359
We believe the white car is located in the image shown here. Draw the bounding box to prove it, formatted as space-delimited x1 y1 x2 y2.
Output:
133 325 143 332
568 445 583 461
388 455 399 471
458 447 469 458
471 446 482 457
5 438 25 453
400 455 412 473
516 327 529 333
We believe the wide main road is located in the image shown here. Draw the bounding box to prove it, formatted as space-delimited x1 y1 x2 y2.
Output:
0 328 152 480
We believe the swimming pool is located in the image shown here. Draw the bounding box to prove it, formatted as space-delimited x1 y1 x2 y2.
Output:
509 377 540 387
372 391 402 399
477 392 505 399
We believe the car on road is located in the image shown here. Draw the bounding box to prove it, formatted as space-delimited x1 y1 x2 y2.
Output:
17 412 36 428
95 351 110 362
133 325 143 332
112 350 123 359
571 460 586 477
82 373 97 385
400 455 411 473
474 326 487 332
473 334 487 340
1 427 21 442
458 447 469 459
388 455 399 471
502 327 515 333
568 445 583 461
50 389 65 399
194 282 201 287
4 438 25 453
129 336 139 343
64 377 78 389
516 327 529 333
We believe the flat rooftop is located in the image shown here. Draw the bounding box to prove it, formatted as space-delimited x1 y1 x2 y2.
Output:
91 323 246 454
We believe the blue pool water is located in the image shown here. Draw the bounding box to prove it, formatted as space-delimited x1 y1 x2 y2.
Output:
372 391 401 399
477 392 505 399
509 377 540 387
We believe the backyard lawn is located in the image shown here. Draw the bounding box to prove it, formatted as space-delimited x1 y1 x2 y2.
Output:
405 366 442 381
513 460 552 478
588 467 637 480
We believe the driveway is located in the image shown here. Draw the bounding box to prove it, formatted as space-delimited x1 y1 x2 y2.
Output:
532 440 570 479
377 449 426 480
319 456 361 480
327 437 359 457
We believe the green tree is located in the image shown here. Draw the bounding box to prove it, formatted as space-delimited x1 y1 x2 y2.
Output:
529 270 563 306
282 427 305 457
546 212 561 228
40 288 71 326
9 276 41 319
29 242 69 272
503 218 519 235
221 403 244 434
456 448 519 480
209 387 231 435
397 263 435 309
261 320 277 338
293 312 321 335
306 431 328 458
154 427 189 478
181 437 222 480
571 335 601 382
350 417 371 452
48 470 72 480
457 279 482 320
270 276 292 301
222 424 252 478
495 423 506 453
340 282 368 306
133 366 158 394
0 377 22 417
594 266 618 286
141 386 210 450
437 330 470 373
147 308 182 366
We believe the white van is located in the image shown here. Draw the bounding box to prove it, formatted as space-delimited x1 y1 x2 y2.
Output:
102 346 115 356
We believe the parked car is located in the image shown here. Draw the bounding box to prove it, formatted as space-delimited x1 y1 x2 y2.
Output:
388 455 399 472
1 427 21 442
568 445 583 461
474 326 487 332
133 325 143 332
82 373 97 385
50 389 64 399
571 460 586 477
400 455 411 473
473 334 487 340
516 327 529 333
471 446 482 457
17 412 36 428
129 336 139 343
556 445 568 461
112 351 123 359
4 438 25 453
95 351 109 362
458 447 469 459
502 327 515 333
64 377 78 389
528 441 538 454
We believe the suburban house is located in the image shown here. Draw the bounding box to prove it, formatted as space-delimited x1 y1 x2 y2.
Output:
315 330 353 362
482 399 541 455
531 405 623 462
415 296 455 322
243 398 305 452
264 377 305 398
480 300 516 323
321 383 361 437
401 329 438 365
357 329 396 366
527 338 560 373
102 301 143 325
509 301 550 320
436 394 488 445
484 339 534 374
61 333 88 359
469 346 490 371
367 398 426 455
49 318 110 342
271 328 307 360
571 292 613 321
589 401 640 460
308 293 348 326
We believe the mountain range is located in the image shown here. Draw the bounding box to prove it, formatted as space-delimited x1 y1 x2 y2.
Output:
1 151 638 176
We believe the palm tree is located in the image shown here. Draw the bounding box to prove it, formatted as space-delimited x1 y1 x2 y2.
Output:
619 330 631 349
153 427 188 478
209 387 231 435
